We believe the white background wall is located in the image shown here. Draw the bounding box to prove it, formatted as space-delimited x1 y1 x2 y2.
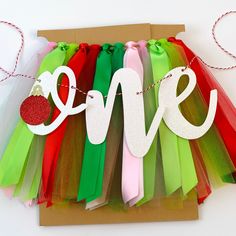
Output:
0 0 236 235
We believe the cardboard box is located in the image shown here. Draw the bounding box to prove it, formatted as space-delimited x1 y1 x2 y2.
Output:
38 23 198 226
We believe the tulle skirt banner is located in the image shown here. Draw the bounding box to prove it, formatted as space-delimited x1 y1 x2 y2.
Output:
0 38 235 213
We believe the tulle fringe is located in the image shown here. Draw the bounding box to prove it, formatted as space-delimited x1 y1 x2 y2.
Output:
1 38 236 210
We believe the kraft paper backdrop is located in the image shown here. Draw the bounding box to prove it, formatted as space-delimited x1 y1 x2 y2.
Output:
38 23 198 226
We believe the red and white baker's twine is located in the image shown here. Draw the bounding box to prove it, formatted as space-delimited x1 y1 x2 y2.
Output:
0 11 235 97
185 10 236 71
0 21 35 82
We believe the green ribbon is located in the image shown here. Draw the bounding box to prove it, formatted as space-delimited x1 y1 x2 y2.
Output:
148 39 198 196
0 43 77 192
19 43 78 200
78 44 113 203
171 41 236 185
86 43 125 208
158 38 198 195
137 42 158 206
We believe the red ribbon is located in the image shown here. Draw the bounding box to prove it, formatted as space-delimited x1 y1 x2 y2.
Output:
169 37 236 176
39 44 100 206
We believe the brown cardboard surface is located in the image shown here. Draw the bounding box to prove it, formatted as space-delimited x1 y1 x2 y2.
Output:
38 23 198 226
40 192 198 226
38 23 185 43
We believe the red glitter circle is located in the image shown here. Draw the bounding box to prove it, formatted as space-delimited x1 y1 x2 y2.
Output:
20 95 51 125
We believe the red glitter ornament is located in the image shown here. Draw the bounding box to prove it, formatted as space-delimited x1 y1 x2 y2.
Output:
20 85 51 125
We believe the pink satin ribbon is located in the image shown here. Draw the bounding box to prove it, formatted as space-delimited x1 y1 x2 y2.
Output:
122 41 144 206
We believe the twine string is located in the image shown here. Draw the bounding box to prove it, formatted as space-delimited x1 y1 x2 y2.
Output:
0 11 235 97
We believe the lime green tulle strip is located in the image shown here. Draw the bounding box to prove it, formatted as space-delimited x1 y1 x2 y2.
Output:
150 39 198 196
165 39 236 185
0 43 77 194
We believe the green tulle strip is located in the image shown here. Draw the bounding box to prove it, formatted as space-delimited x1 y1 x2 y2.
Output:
164 39 236 185
0 43 77 198
149 39 198 196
